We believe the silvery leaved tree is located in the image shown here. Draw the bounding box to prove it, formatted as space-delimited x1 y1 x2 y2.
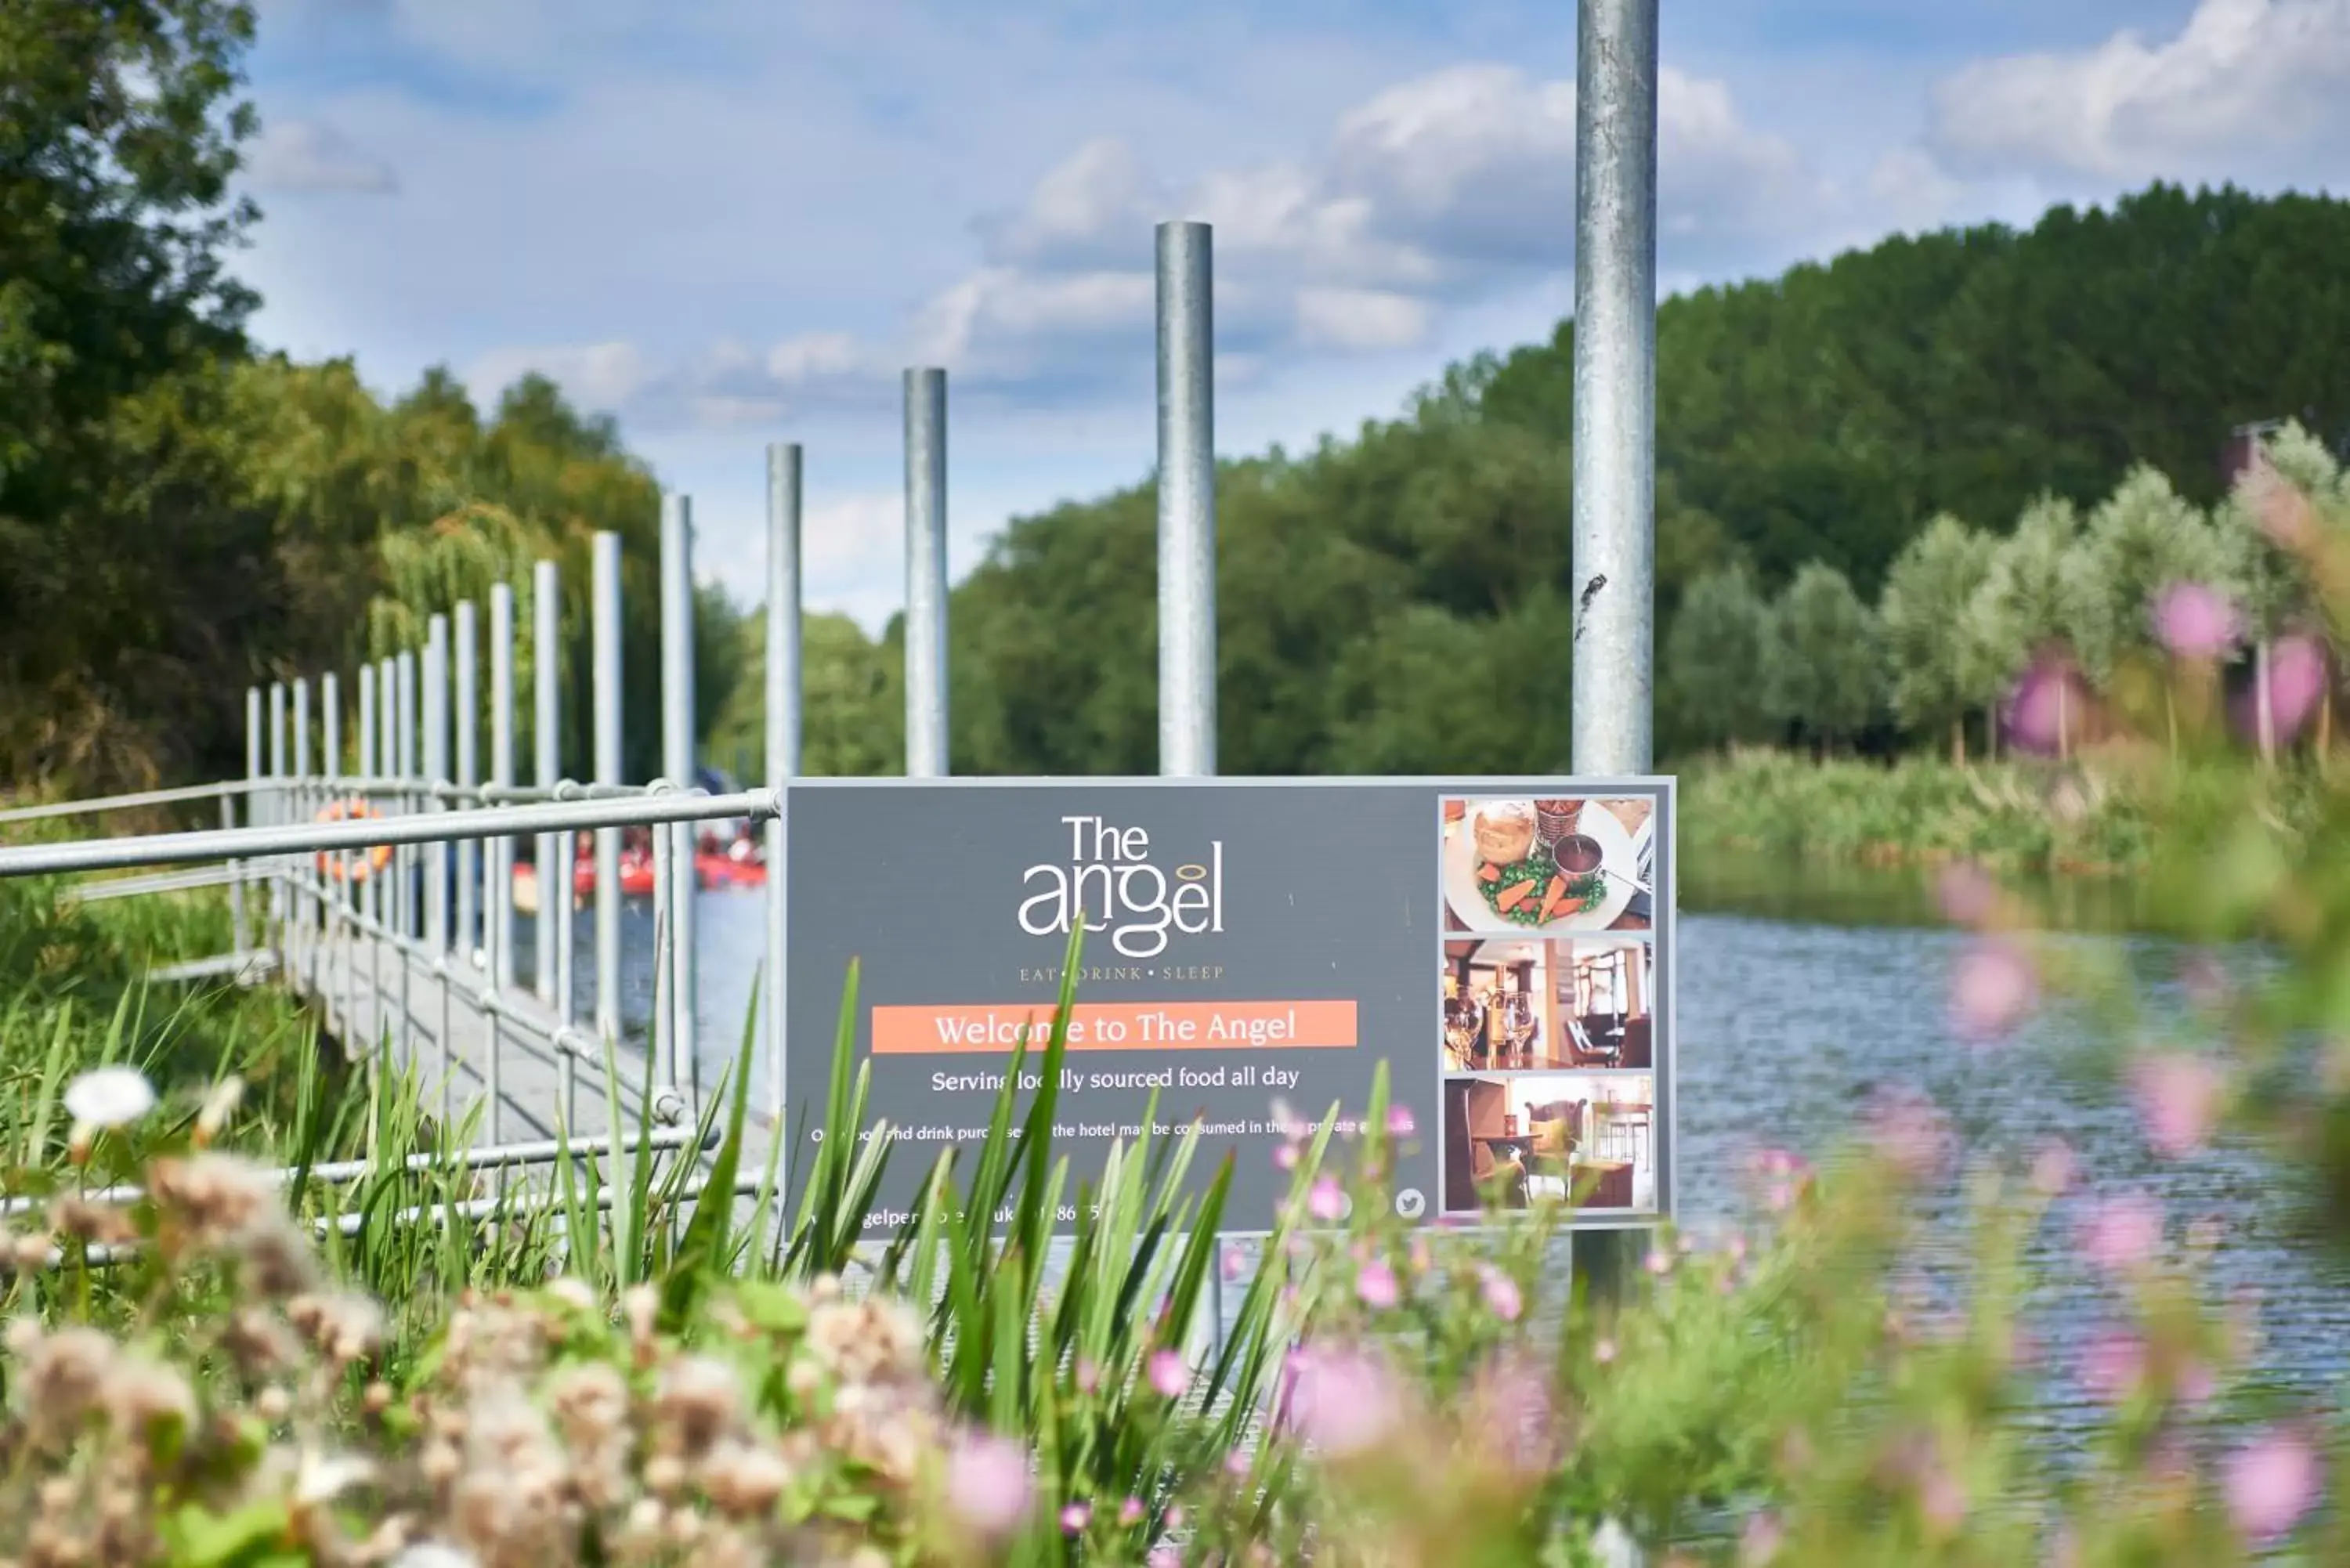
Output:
1762 563 1881 753
2061 464 2231 754
1968 493 2081 756
2215 421 2346 763
1878 514 1998 763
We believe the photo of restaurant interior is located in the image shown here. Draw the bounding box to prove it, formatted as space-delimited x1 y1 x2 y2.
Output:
1440 1072 1658 1215
1441 937 1654 1072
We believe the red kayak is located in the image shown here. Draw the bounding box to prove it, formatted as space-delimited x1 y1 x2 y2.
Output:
559 844 765 898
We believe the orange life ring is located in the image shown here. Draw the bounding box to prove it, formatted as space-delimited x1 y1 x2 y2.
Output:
315 798 394 881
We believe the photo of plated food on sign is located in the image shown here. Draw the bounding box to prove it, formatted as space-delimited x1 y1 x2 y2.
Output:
1441 796 1654 934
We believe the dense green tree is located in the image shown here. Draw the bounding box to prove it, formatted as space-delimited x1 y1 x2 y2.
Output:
0 1 264 786
1879 515 1999 762
705 611 902 779
1762 565 1880 751
1664 565 1771 753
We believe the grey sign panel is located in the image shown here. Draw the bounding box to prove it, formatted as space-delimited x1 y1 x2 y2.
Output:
780 778 1672 1238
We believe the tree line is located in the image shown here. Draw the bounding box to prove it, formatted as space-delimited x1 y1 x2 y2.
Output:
1665 421 2348 761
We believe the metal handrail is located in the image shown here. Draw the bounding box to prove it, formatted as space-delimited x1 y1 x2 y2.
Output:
0 777 262 825
0 784 777 878
0 1124 708 1219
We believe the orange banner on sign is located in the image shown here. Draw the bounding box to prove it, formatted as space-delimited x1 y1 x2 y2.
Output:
870 1000 1358 1055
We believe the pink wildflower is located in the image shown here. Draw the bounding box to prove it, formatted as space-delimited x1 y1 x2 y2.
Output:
1387 1104 1415 1137
1147 1349 1188 1400
1355 1259 1399 1310
2152 581 2240 658
2028 1138 2077 1196
1280 1345 1401 1457
2225 1426 2319 1542
1119 1496 1146 1526
1221 1244 1246 1282
1307 1176 1346 1222
944 1431 1033 1538
2131 1053 2224 1158
1950 938 2037 1040
1061 1501 1092 1536
1148 1549 1181 1568
1274 1143 1299 1172
1478 1264 1524 1322
2005 658 2076 757
2080 1190 2164 1277
1740 1511 1784 1564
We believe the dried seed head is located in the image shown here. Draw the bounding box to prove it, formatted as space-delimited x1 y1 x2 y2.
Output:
700 1439 793 1517
652 1355 742 1457
289 1290 386 1364
101 1356 197 1438
48 1195 136 1248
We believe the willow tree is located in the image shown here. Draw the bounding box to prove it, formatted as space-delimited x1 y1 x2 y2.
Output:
1967 494 2082 757
2062 464 2229 754
2217 421 2344 763
1763 563 1881 753
1878 515 1998 762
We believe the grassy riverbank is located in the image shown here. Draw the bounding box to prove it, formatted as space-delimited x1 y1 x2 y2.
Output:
1678 747 2326 878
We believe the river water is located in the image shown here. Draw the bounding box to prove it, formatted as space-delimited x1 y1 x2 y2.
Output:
548 856 2350 1440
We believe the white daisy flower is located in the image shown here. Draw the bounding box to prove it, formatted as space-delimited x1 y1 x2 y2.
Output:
63 1067 156 1130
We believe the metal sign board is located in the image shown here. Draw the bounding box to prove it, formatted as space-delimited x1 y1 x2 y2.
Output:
779 778 1673 1237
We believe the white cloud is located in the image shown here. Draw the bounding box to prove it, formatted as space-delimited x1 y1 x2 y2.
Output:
247 119 400 193
465 341 649 414
462 58 1819 430
1296 287 1433 352
1928 0 2350 180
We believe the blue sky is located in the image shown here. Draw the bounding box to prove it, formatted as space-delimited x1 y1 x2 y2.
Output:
235 0 2350 628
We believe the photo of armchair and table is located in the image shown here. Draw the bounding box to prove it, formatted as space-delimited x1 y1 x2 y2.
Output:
1440 1072 1657 1215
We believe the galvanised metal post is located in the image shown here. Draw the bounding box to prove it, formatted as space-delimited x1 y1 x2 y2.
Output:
660 493 700 1114
323 672 342 1024
903 368 949 778
487 584 518 1163
422 619 453 1124
1570 0 1661 1409
1156 220 1217 779
268 682 286 932
454 599 480 965
591 531 624 1052
424 616 450 956
1155 220 1224 1360
1571 0 1658 779
765 442 801 1127
292 677 313 973
395 652 417 1061
236 688 258 951
490 583 518 996
358 665 380 1040
532 560 561 1008
650 805 676 1105
375 657 395 938
395 652 417 938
